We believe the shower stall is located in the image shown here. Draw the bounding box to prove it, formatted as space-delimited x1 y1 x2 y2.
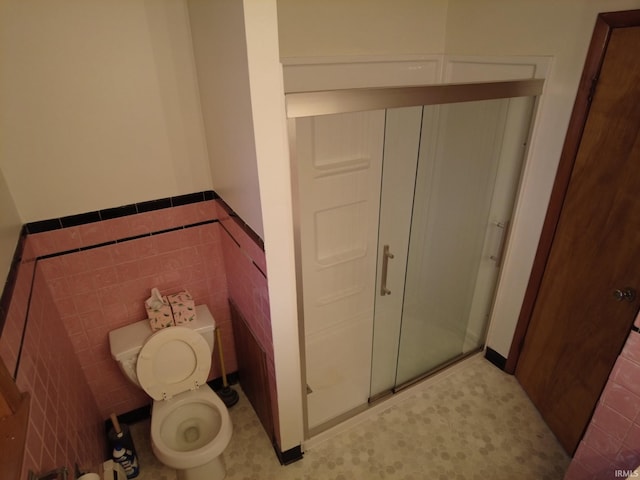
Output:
287 80 542 434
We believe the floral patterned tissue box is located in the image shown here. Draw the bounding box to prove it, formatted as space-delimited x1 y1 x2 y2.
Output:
145 288 175 331
167 290 196 325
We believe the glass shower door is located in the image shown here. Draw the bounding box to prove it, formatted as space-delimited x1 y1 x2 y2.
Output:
371 96 535 396
289 79 542 431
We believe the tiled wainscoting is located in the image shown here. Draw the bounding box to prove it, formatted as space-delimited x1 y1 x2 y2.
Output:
219 218 280 447
15 259 105 478
565 324 640 479
0 192 278 478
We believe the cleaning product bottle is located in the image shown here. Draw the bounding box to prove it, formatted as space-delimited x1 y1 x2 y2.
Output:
109 413 139 478
113 443 139 479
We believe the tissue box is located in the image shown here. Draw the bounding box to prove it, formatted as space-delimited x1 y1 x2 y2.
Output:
167 291 196 325
146 300 174 331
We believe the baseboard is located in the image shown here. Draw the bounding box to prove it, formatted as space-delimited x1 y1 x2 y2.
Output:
273 443 303 465
484 347 507 371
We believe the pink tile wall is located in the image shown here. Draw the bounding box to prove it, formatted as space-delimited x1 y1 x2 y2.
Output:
28 201 234 419
216 201 280 448
0 196 278 476
565 322 640 480
16 266 105 478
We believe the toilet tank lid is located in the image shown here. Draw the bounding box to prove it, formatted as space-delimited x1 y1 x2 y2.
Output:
108 304 215 362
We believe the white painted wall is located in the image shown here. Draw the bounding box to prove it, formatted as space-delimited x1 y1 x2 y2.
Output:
0 0 211 223
187 0 264 238
277 0 448 57
0 168 22 282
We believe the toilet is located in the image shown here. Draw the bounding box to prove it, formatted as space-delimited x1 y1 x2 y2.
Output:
108 304 232 480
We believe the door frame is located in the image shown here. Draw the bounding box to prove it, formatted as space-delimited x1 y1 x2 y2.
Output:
505 9 640 374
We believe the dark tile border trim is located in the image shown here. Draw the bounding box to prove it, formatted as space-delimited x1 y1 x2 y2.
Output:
33 220 218 262
100 204 138 220
252 260 267 278
216 198 265 252
0 229 27 335
136 198 171 214
60 211 102 228
484 347 507 371
12 257 37 379
274 444 303 465
172 192 207 206
21 189 266 265
24 190 219 234
25 218 62 234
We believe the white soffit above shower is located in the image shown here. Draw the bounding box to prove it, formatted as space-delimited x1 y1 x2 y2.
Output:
443 55 551 83
280 55 551 93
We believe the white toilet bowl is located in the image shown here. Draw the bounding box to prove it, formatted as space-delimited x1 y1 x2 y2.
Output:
108 306 232 480
151 386 232 480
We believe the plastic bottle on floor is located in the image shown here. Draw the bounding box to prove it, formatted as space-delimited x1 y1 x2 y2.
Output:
113 444 139 479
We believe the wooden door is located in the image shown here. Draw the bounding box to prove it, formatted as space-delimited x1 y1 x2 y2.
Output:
512 12 640 455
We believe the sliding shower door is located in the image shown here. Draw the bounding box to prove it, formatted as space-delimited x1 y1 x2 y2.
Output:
371 96 535 396
295 110 386 430
290 81 540 432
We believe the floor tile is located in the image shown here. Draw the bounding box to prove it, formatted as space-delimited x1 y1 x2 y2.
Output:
129 355 570 480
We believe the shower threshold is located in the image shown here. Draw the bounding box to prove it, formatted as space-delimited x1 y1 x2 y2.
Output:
391 347 484 397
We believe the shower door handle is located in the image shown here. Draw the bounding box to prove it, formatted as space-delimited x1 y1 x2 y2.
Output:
490 220 510 267
380 245 394 296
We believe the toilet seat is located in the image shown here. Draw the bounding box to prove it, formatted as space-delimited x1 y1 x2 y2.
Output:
137 326 211 400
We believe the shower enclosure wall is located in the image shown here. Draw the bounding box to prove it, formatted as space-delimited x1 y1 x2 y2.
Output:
288 80 542 434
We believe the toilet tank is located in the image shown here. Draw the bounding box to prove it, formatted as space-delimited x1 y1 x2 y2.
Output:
108 304 216 387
